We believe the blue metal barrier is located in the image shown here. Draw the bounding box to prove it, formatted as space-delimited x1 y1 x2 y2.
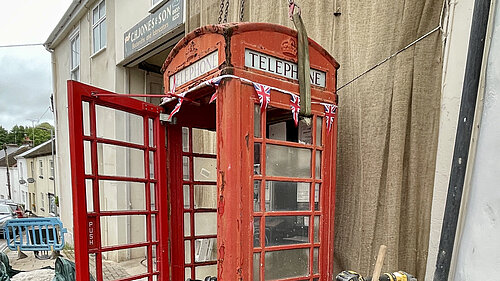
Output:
4 218 67 252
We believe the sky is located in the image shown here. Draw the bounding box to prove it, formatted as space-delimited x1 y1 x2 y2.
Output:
0 0 71 131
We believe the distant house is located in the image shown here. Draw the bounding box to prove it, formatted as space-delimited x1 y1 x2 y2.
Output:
15 139 57 216
0 144 31 207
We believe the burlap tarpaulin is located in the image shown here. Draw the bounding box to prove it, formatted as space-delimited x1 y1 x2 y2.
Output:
186 0 444 278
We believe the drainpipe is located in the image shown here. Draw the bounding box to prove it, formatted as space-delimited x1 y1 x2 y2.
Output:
433 0 493 280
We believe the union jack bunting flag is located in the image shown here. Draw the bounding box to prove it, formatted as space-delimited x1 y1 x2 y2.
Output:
167 95 184 121
253 82 271 113
206 77 223 104
324 104 338 132
289 94 300 127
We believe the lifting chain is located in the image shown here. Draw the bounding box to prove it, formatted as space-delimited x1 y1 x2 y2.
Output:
218 0 224 24
224 0 229 23
239 0 245 22
218 0 230 24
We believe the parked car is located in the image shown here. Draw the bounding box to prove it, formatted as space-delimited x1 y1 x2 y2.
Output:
0 199 26 218
0 204 17 239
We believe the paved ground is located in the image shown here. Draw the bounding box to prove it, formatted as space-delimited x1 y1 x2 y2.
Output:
1 239 148 280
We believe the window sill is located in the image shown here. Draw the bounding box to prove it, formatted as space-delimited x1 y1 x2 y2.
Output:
91 46 106 59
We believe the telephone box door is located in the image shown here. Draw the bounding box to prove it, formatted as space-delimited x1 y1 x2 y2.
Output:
67 81 168 281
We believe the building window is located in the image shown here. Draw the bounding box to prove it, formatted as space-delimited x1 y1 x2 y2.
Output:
92 0 106 54
39 160 43 177
19 162 23 179
70 31 80 80
50 160 54 178
41 193 45 209
30 161 34 177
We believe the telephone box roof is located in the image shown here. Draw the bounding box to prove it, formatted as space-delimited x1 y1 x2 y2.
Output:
161 22 339 73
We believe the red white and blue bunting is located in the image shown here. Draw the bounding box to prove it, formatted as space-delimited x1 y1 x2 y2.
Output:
161 74 337 132
289 94 300 127
322 103 337 132
253 82 271 113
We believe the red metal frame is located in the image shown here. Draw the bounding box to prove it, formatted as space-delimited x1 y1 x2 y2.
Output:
161 23 338 281
68 81 168 281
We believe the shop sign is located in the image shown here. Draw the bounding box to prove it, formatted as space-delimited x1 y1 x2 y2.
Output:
169 51 219 90
124 0 184 59
244 49 326 87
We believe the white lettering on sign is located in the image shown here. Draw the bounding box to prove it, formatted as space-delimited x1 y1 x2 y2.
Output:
169 51 219 91
88 220 95 246
244 49 326 88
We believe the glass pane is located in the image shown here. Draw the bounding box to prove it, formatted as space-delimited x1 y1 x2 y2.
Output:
89 253 97 280
264 248 309 280
265 216 309 246
92 7 98 24
265 181 310 211
148 118 154 147
101 247 148 277
254 143 261 175
253 252 261 281
193 157 217 182
253 217 260 247
254 180 261 212
185 240 191 263
82 102 90 136
95 105 144 145
316 116 322 146
100 215 146 247
152 214 157 241
183 185 190 209
266 106 312 144
192 128 216 155
99 1 105 18
314 184 320 211
152 245 158 271
195 265 217 280
97 143 145 178
183 156 190 180
84 141 92 175
98 180 146 211
195 238 217 262
86 179 93 212
298 119 313 144
194 185 217 209
314 216 320 243
182 127 190 152
185 267 192 280
313 248 319 274
100 20 106 48
266 144 311 178
254 104 261 138
315 151 321 179
93 26 99 53
149 151 155 179
194 212 217 236
184 213 191 237
150 183 157 211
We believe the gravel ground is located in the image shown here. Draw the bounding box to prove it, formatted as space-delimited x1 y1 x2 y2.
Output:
11 269 55 281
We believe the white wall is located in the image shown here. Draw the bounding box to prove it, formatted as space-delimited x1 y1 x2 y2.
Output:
453 2 500 278
51 0 158 247
0 167 20 201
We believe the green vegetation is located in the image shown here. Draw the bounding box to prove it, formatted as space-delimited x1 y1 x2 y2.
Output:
0 122 54 147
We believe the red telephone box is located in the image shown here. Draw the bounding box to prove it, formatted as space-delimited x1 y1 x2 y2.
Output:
68 22 338 281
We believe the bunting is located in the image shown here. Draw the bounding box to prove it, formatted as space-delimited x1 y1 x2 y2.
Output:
161 75 338 129
206 77 222 104
323 103 337 132
253 82 271 113
289 94 300 127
